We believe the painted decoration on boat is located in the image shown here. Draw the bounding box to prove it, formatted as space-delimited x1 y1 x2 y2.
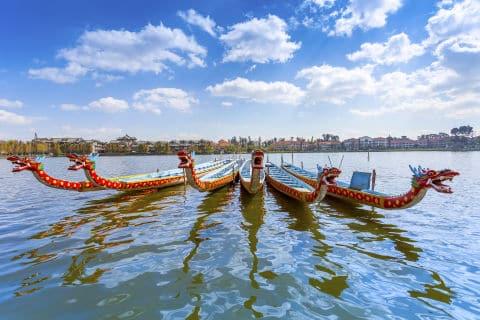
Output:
67 153 227 191
265 162 341 203
7 155 100 192
178 150 240 192
282 163 459 210
239 150 265 194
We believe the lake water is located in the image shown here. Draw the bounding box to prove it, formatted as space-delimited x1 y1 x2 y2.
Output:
0 152 479 319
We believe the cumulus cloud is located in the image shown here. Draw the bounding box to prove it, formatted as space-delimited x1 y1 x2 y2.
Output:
0 109 31 125
331 0 402 36
310 0 336 8
347 33 424 65
296 64 376 105
206 77 305 105
28 63 87 84
88 97 129 113
220 15 301 63
133 88 198 114
28 23 206 83
424 0 480 46
178 9 218 36
348 63 477 117
0 98 23 109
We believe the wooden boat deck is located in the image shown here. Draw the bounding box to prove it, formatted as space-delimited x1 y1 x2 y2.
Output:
201 160 240 181
112 160 229 183
267 163 313 192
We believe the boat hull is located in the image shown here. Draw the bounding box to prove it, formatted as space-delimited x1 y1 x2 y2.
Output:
282 164 427 210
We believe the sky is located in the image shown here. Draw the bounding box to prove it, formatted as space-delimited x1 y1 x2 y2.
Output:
0 0 479 141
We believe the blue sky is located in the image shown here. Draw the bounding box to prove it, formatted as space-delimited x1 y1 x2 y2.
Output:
0 0 479 141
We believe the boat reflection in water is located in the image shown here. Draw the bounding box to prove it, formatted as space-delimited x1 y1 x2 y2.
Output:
180 185 235 319
268 185 349 298
9 181 453 316
12 187 184 296
319 199 453 306
239 190 266 318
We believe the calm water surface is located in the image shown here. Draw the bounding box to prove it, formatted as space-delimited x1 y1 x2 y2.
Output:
0 152 479 319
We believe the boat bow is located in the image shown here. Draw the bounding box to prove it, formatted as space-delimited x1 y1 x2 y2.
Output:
178 150 239 192
266 163 340 202
239 150 265 194
7 155 99 192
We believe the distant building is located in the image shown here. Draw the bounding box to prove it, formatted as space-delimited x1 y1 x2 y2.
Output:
342 138 359 151
390 136 416 148
110 134 137 147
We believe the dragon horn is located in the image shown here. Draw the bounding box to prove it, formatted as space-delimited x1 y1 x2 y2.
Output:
88 153 99 161
409 164 416 176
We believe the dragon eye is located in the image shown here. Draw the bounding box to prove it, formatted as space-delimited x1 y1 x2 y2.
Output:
427 171 435 176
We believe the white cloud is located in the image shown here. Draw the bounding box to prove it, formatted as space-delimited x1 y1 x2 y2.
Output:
221 101 233 107
0 98 23 109
348 62 480 117
296 64 376 105
28 23 206 83
344 0 476 118
220 15 301 63
311 0 336 8
0 109 31 125
60 103 81 111
88 97 129 113
178 9 218 36
28 63 87 84
133 88 198 114
331 0 402 36
347 33 424 65
206 77 305 105
424 0 480 46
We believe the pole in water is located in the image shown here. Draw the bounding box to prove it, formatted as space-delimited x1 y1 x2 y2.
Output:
339 155 344 169
328 156 333 167
301 161 304 169
291 152 294 165
372 169 376 191
367 151 370 161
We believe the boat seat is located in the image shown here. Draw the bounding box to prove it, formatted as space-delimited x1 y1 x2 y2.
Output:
349 171 371 190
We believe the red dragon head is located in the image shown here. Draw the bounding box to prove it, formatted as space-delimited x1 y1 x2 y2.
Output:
251 150 264 169
409 165 459 193
67 153 97 171
7 155 44 172
317 165 341 185
177 150 194 169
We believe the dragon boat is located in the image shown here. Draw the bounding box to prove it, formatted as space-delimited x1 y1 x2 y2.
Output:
239 150 265 194
7 155 101 192
265 162 340 202
178 150 241 192
281 163 459 210
67 153 228 191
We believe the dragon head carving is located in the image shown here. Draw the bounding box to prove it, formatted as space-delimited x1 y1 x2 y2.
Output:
317 165 341 185
177 150 194 169
409 165 459 193
7 155 45 172
67 153 98 171
251 150 264 169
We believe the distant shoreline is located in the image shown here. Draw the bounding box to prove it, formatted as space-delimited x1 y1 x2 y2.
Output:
2 148 479 159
